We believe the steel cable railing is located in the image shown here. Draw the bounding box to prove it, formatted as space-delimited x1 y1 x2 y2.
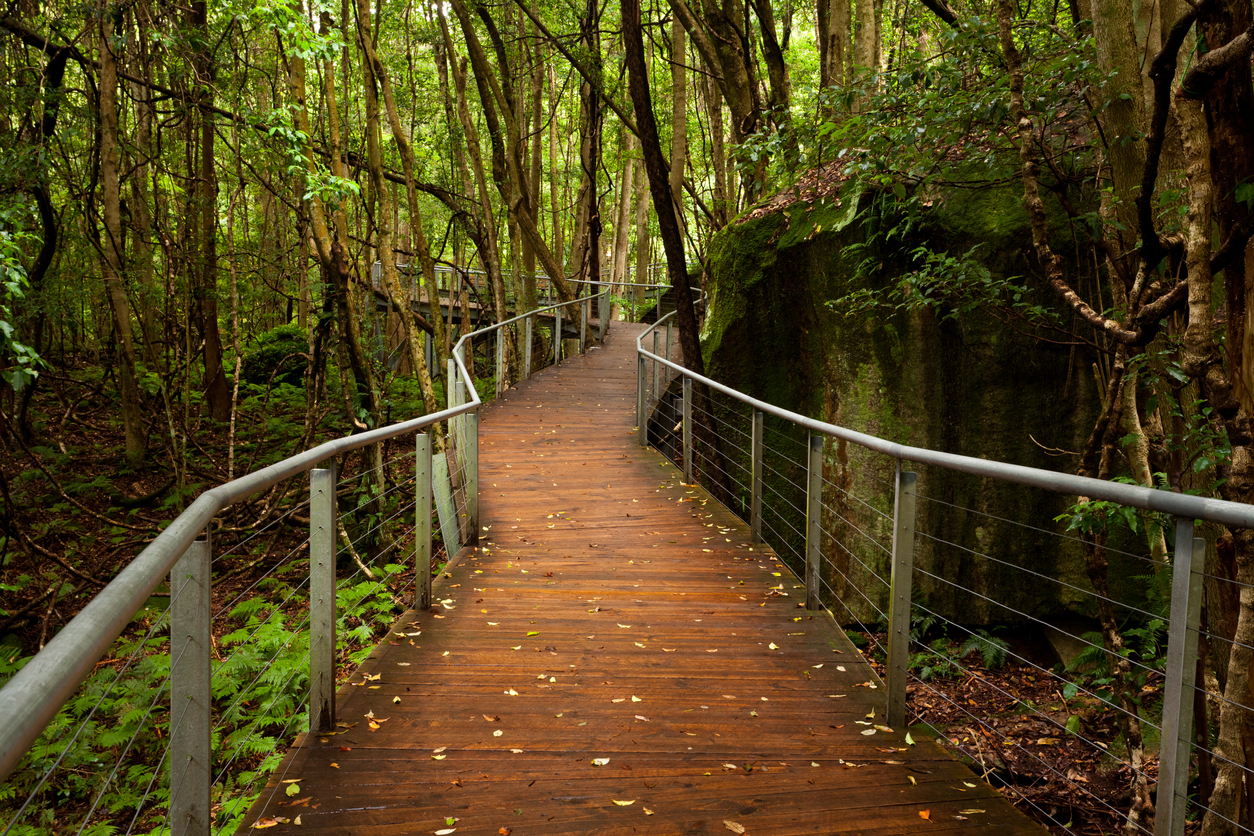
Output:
0 282 623 836
636 310 1254 836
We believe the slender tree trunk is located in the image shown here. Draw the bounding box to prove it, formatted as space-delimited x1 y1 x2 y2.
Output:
97 3 146 464
547 61 564 283
670 20 687 227
634 160 651 303
611 137 636 290
189 0 230 422
356 0 441 415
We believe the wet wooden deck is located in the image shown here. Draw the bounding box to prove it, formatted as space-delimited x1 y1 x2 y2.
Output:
238 323 1046 835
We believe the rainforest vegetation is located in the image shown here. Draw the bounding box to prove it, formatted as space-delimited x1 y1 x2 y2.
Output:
3 0 1254 832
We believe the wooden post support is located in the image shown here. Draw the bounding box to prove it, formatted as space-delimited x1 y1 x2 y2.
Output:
751 410 764 542
1155 520 1206 836
416 433 432 611
804 434 823 610
885 466 918 730
310 464 337 733
682 376 693 483
170 535 211 836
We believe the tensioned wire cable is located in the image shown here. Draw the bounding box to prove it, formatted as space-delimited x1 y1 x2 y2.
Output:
819 472 895 521
914 492 1160 567
817 498 893 556
819 532 892 590
912 563 1165 683
912 527 1168 627
909 601 1161 738
212 497 311 566
73 632 191 835
907 673 1152 835
213 534 313 622
2 580 187 835
1185 801 1254 836
906 647 1158 791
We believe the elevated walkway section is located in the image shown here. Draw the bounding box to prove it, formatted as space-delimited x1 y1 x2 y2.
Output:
241 324 1045 835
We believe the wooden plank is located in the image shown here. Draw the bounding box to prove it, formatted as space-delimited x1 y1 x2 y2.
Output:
235 323 1047 836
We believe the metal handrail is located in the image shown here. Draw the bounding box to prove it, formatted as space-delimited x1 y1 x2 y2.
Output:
636 313 1254 528
635 311 1247 836
0 283 613 788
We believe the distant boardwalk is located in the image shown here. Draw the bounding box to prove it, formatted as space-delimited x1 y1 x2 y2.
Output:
240 323 1046 835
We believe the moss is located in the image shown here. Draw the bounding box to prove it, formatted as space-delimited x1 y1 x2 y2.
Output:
701 181 1105 626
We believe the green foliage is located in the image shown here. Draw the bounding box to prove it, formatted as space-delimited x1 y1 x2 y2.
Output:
907 613 1009 682
1061 619 1166 707
0 211 44 392
240 324 308 388
0 552 410 833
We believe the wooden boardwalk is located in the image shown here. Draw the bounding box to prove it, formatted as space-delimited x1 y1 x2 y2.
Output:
240 323 1046 836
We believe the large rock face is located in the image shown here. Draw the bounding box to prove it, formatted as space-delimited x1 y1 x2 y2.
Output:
699 185 1116 626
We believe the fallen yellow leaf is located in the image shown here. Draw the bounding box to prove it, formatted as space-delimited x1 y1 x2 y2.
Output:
612 800 635 806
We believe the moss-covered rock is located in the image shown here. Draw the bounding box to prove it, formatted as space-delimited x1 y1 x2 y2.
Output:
700 183 1121 626
241 324 307 389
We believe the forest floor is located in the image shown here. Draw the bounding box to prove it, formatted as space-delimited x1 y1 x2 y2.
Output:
861 631 1164 836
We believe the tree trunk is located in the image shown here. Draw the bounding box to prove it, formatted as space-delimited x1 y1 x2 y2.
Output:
356 0 441 415
97 3 146 464
670 19 688 220
188 0 230 423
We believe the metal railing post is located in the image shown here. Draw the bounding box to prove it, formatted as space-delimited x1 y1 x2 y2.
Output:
495 328 505 397
416 433 432 611
805 433 823 610
466 412 479 543
170 534 211 836
682 377 693 483
653 330 661 402
453 371 467 485
554 307 562 365
1156 519 1206 836
446 357 456 410
886 465 918 730
524 315 533 379
637 354 648 448
310 464 337 733
751 410 764 542
664 321 671 365
581 298 588 353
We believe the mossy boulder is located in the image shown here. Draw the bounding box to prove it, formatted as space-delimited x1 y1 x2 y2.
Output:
699 182 1120 626
241 324 307 388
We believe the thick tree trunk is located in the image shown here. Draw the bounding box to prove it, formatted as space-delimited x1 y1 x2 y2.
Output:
623 0 701 371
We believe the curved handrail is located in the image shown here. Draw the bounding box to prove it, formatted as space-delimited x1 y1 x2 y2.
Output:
636 314 1254 529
